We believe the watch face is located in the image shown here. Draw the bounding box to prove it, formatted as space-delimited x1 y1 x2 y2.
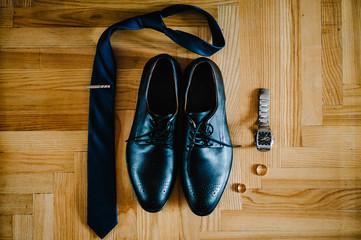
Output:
257 131 273 146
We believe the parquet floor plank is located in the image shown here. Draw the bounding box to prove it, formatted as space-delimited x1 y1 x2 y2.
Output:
54 173 75 240
300 0 323 126
262 168 361 189
241 188 361 210
13 215 33 240
322 0 343 106
0 173 53 194
199 230 361 239
221 209 361 233
281 147 361 168
0 194 33 215
13 6 217 28
342 0 361 85
0 49 40 69
33 194 54 240
302 126 361 148
279 0 302 147
0 215 13 239
0 131 87 152
0 152 74 173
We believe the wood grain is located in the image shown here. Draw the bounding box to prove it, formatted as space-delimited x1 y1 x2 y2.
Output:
300 0 323 126
282 147 361 168
32 0 237 9
13 215 33 240
262 168 361 189
179 188 201 240
0 49 40 69
344 84 361 105
221 209 361 233
322 0 343 105
0 215 12 239
0 194 33 215
280 0 302 147
13 0 33 7
0 0 11 7
0 173 53 194
0 131 87 152
343 0 361 85
33 194 54 240
13 6 217 27
200 230 361 239
241 188 361 210
0 152 74 173
157 183 182 239
200 208 220 232
54 173 75 240
302 126 361 149
137 207 159 240
323 105 361 125
0 68 90 130
114 111 138 209
0 8 13 28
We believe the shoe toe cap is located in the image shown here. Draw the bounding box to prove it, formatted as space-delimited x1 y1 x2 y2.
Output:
185 182 223 216
134 179 172 212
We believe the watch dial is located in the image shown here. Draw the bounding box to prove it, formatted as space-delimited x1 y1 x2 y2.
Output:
258 131 272 145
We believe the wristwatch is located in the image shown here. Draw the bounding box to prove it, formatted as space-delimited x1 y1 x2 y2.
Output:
255 89 275 151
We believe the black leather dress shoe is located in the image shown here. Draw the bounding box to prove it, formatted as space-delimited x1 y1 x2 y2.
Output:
180 58 238 216
126 54 181 212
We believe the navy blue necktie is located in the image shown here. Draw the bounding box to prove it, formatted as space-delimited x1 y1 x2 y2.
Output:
87 4 225 238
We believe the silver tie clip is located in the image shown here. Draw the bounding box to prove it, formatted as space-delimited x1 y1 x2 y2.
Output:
87 85 111 89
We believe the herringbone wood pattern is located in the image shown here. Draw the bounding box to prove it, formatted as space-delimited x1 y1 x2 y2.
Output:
0 0 360 239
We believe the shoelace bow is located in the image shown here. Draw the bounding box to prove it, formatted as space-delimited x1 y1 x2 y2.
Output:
126 115 174 147
187 122 242 149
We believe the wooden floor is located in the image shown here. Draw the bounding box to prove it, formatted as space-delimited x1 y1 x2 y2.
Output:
0 0 361 239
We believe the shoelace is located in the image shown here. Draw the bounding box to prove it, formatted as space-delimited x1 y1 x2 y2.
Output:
126 115 174 148
187 122 242 149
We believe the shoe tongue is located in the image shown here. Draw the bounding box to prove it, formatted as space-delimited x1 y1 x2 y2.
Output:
189 109 212 123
